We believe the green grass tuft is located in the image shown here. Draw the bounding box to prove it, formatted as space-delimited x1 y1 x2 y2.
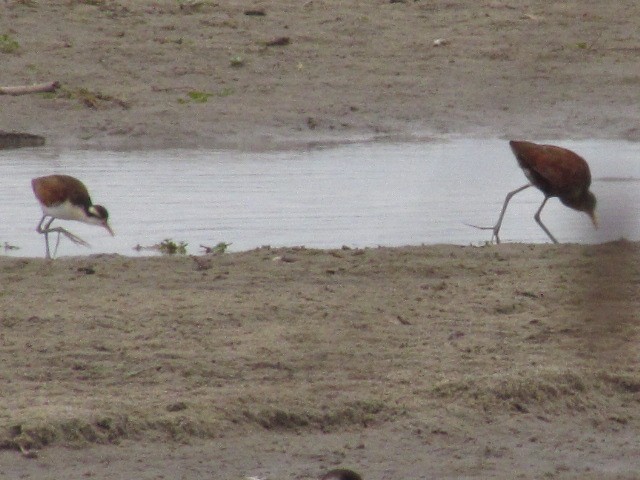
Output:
0 34 20 54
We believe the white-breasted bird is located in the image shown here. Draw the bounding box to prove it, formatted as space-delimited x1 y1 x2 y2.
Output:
32 174 114 258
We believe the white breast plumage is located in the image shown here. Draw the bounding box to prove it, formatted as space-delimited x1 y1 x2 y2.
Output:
41 200 87 222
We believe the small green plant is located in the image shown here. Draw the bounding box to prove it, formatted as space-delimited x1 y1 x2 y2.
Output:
159 239 188 255
218 87 234 97
213 242 231 254
230 55 245 67
55 87 129 109
200 242 232 254
179 88 235 104
187 91 213 103
0 34 19 54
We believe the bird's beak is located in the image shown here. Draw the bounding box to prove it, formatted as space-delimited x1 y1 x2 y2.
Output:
104 222 115 236
590 212 599 230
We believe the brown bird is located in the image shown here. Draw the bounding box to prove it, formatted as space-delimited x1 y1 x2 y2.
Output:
321 469 363 480
471 140 598 244
32 174 114 259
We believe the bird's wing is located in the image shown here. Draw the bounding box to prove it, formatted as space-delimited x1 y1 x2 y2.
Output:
32 175 93 207
513 142 591 194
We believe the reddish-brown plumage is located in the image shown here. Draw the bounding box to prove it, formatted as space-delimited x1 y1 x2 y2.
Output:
509 140 592 203
32 174 93 209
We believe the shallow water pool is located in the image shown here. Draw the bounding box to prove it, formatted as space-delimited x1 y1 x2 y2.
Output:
1 138 639 257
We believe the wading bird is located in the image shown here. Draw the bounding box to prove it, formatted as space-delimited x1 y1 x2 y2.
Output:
32 174 114 258
470 140 598 244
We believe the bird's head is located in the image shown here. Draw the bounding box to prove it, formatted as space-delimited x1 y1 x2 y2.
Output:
87 205 115 236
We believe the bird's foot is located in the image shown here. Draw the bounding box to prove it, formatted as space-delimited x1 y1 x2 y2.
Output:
61 230 91 248
49 228 92 257
463 222 501 244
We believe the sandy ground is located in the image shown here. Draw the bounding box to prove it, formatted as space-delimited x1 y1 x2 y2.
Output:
2 1 640 479
2 0 640 149
1 244 639 479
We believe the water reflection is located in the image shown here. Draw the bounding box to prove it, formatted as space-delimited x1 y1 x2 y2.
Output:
1 138 639 257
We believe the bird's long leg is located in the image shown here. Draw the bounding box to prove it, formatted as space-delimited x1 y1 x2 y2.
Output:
491 184 532 243
53 227 62 258
43 217 64 258
466 184 531 244
533 196 559 244
36 216 91 259
36 215 54 259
